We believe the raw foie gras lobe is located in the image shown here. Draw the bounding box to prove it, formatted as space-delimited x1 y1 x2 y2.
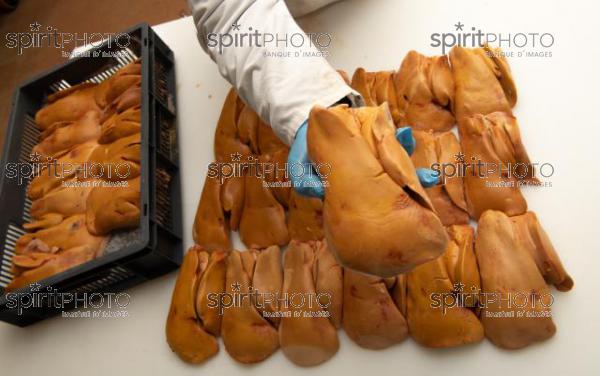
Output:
337 69 351 85
239 172 289 249
443 225 481 296
221 250 279 364
350 68 377 106
192 172 232 252
236 104 260 154
99 106 141 144
260 147 291 208
476 210 556 349
220 173 245 231
279 241 339 367
95 60 142 109
28 142 97 200
257 118 287 155
510 212 573 291
88 133 141 181
34 83 101 131
411 130 469 226
307 104 447 277
86 177 141 236
214 89 251 233
459 113 528 218
34 110 102 157
473 111 536 183
483 45 517 107
449 46 515 121
195 250 227 336
351 69 403 125
342 268 408 349
393 51 455 132
213 90 248 231
99 61 142 114
373 71 402 125
16 215 105 256
287 190 324 242
406 225 483 348
436 131 469 213
220 97 259 231
313 240 343 328
251 246 283 325
214 88 251 162
31 183 94 219
7 245 99 291
166 246 218 364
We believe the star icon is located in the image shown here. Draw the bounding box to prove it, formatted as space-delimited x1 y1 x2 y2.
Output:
454 21 464 31
231 282 241 292
29 282 42 292
231 22 241 31
30 22 41 32
453 282 465 292
454 152 465 163
29 152 42 162
231 152 242 162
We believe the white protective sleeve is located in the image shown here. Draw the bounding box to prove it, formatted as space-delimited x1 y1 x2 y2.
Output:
188 0 361 145
285 0 343 17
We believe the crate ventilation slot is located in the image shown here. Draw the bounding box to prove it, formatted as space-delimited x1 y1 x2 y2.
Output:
115 48 138 66
19 115 40 164
154 58 173 111
23 194 33 224
49 48 139 91
155 168 173 230
159 115 177 161
49 80 71 93
0 224 26 288
20 116 40 223
66 266 135 295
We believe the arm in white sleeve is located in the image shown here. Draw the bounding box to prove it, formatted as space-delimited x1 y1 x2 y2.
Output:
286 0 343 17
187 0 361 145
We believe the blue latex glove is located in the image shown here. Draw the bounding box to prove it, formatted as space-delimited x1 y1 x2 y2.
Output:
287 120 325 198
395 127 440 187
287 123 440 199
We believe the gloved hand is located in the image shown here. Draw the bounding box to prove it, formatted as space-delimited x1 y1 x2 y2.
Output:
287 122 440 199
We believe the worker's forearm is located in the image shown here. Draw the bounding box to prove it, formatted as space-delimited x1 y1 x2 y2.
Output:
187 0 360 145
188 0 256 55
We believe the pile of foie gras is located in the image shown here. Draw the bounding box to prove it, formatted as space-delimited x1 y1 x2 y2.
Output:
7 61 142 291
166 46 572 368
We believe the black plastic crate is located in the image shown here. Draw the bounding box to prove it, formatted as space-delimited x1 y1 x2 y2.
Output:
0 23 182 326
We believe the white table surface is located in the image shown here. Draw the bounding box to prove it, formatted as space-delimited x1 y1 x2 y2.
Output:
1 0 599 375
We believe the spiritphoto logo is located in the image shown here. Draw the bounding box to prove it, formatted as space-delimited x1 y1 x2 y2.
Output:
4 282 131 317
207 22 332 57
3 152 132 185
430 152 555 186
207 153 331 189
4 21 131 56
430 282 554 317
207 281 332 319
430 21 555 57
